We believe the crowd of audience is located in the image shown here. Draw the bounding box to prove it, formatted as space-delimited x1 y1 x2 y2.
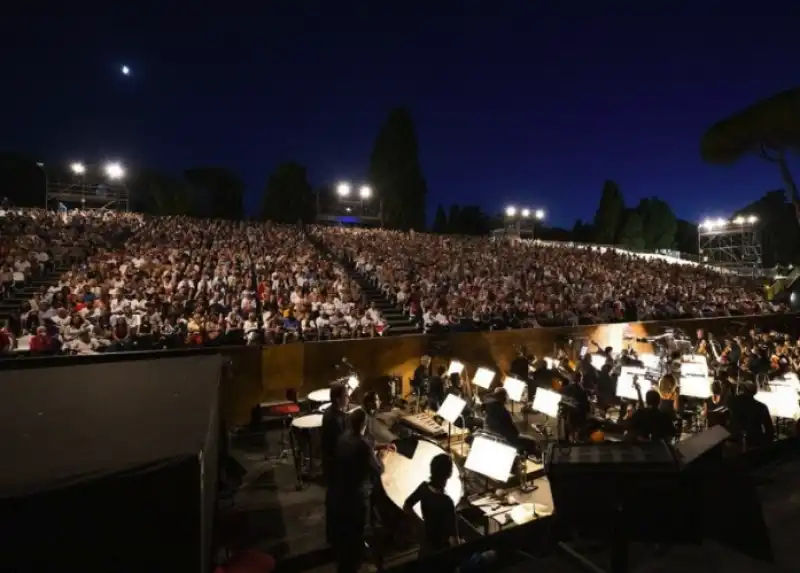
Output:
314 227 787 332
0 209 793 356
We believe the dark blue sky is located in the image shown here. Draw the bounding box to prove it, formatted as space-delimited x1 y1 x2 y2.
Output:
4 3 798 227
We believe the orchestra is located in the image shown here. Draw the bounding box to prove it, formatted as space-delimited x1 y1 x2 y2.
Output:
296 325 800 571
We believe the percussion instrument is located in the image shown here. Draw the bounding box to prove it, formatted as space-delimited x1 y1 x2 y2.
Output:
290 414 323 479
380 437 464 520
307 388 332 403
401 412 468 440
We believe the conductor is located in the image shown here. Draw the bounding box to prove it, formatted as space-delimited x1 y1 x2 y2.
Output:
327 408 386 573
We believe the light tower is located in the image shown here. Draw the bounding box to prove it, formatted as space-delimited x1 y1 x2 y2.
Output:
697 215 762 276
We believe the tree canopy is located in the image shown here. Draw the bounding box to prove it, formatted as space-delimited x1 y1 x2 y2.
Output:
368 107 428 231
184 167 244 220
701 88 800 224
593 180 625 244
260 162 314 223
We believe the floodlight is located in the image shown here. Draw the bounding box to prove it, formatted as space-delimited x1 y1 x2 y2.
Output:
589 353 607 370
347 375 359 391
715 218 726 227
336 182 351 197
755 388 800 420
615 366 646 401
464 434 517 482
747 215 758 224
733 216 744 224
104 162 125 180
520 208 531 218
680 361 708 379
680 376 712 399
535 209 545 220
437 394 467 424
532 387 562 418
359 185 372 199
638 353 660 370
503 375 526 402
473 367 495 389
447 360 465 375
505 206 517 217
70 162 85 175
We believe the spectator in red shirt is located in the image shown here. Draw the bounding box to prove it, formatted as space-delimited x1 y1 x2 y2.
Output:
28 326 52 353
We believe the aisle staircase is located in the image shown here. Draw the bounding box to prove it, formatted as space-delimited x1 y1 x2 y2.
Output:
0 262 72 327
306 233 418 336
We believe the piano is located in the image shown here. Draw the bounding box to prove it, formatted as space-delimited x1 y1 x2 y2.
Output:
401 412 469 440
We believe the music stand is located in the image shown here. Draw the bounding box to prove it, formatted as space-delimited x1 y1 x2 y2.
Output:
616 367 646 401
638 353 660 371
503 375 526 418
680 361 708 379
589 354 607 371
447 360 465 376
465 433 517 484
473 367 495 390
437 394 467 453
532 387 561 418
755 388 800 420
680 376 712 399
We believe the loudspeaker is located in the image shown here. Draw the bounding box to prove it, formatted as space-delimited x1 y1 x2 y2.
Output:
678 425 731 467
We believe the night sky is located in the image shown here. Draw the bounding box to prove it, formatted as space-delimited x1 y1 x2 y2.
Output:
5 3 798 227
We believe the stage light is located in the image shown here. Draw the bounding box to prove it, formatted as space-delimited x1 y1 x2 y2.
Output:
359 185 372 199
437 394 467 424
505 206 517 217
70 162 85 175
336 182 351 197
535 209 545 220
464 434 517 482
615 366 647 401
521 208 531 218
532 387 562 418
447 360 465 375
503 375 526 402
104 162 125 180
473 367 496 389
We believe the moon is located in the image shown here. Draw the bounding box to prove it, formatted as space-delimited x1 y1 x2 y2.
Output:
121 65 130 76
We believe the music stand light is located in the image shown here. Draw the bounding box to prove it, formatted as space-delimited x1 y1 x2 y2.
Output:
347 375 360 391
543 357 557 369
755 388 800 420
473 367 495 390
532 387 561 418
680 376 712 399
447 360 465 376
503 376 526 403
465 434 517 483
615 366 646 401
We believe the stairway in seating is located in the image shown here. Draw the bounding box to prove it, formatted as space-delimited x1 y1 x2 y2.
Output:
306 232 418 336
0 262 73 327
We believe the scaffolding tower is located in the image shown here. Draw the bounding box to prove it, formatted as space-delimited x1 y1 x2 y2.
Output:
45 180 130 212
698 216 762 276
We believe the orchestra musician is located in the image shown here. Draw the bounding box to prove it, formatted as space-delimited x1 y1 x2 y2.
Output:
428 365 448 411
727 382 775 449
327 408 388 573
402 454 461 556
485 388 540 458
703 381 730 428
559 372 591 440
322 382 349 483
625 376 678 443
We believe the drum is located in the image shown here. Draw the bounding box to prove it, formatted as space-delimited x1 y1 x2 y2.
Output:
291 414 323 480
380 437 463 520
307 388 332 403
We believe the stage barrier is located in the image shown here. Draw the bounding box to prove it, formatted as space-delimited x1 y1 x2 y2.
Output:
219 313 799 426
